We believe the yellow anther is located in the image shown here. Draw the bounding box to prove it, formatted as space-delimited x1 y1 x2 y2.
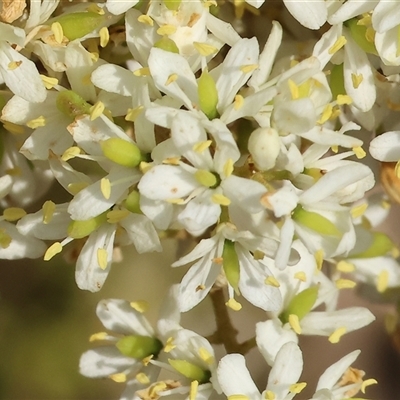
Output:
89 332 108 341
353 146 366 159
90 52 99 62
164 337 176 352
227 396 250 400
264 391 275 400
328 36 347 55
190 380 199 400
135 67 151 77
136 372 150 385
314 249 324 271
109 373 127 383
198 348 214 365
62 146 81 161
211 193 231 206
264 276 280 287
336 260 355 273
0 229 11 248
142 355 153 366
165 73 178 86
149 382 167 397
86 3 105 14
240 64 258 74
125 106 144 122
289 382 307 394
328 326 347 343
225 298 242 311
138 14 154 26
331 145 338 153
3 207 26 221
193 42 218 56
166 197 185 204
351 73 363 89
317 104 333 124
2 121 24 135
99 27 109 48
40 74 58 89
193 140 212 153
294 271 307 281
288 79 299 100
90 101 105 120
234 94 244 110
26 116 46 129
5 167 21 176
42 200 56 224
157 24 177 36
51 22 64 44
223 158 234 178
377 270 389 293
97 248 108 270
44 242 63 261
107 209 130 223
288 314 302 334
68 182 90 195
336 94 352 105
351 202 368 219
130 300 149 313
162 157 181 165
335 278 356 289
100 177 111 199
8 60 22 70
361 378 378 393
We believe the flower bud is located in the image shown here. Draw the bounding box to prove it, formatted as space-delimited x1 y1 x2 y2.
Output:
248 127 280 171
168 359 211 383
198 69 219 120
116 335 163 359
350 232 395 258
346 18 377 55
163 0 181 11
154 37 179 54
124 190 142 214
222 240 240 292
100 138 142 168
67 213 107 239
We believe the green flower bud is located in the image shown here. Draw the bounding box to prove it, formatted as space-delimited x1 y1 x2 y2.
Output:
163 0 181 11
198 69 219 120
56 90 92 119
100 138 142 168
280 286 319 324
116 335 163 359
52 12 105 41
154 37 179 53
346 18 377 55
350 232 395 258
222 240 240 292
67 213 107 239
329 64 346 99
124 190 142 214
168 359 211 384
292 205 342 237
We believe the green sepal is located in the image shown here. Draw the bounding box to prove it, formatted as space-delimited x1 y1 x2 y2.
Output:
116 335 163 359
345 18 377 55
67 212 107 239
100 138 142 168
52 12 104 41
350 232 395 258
198 69 219 120
168 359 211 384
329 64 346 99
154 37 180 53
56 90 92 119
222 240 240 292
292 205 342 237
279 286 319 324
163 0 181 10
124 190 142 214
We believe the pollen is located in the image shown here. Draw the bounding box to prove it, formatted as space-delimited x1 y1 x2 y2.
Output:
42 200 56 224
138 14 153 26
288 314 302 334
97 248 108 270
193 140 212 153
100 178 111 199
165 73 178 86
289 382 307 394
193 42 218 56
89 332 108 341
40 74 58 89
212 193 231 206
234 94 244 110
351 73 363 89
353 146 366 159
225 298 242 311
264 276 280 287
26 116 46 129
44 242 63 261
109 373 127 383
336 260 355 273
99 27 109 48
335 278 356 289
90 101 105 120
377 270 389 293
125 106 144 122
328 36 347 55
328 326 347 343
157 24 177 36
130 300 149 313
51 22 64 44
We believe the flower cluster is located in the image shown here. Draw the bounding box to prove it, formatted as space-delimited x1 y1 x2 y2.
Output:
2 0 400 398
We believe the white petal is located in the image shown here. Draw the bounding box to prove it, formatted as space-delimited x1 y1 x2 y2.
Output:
283 0 327 30
369 131 400 161
106 0 139 15
139 195 173 231
92 63 134 96
206 13 241 48
329 0 377 25
372 1 400 33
